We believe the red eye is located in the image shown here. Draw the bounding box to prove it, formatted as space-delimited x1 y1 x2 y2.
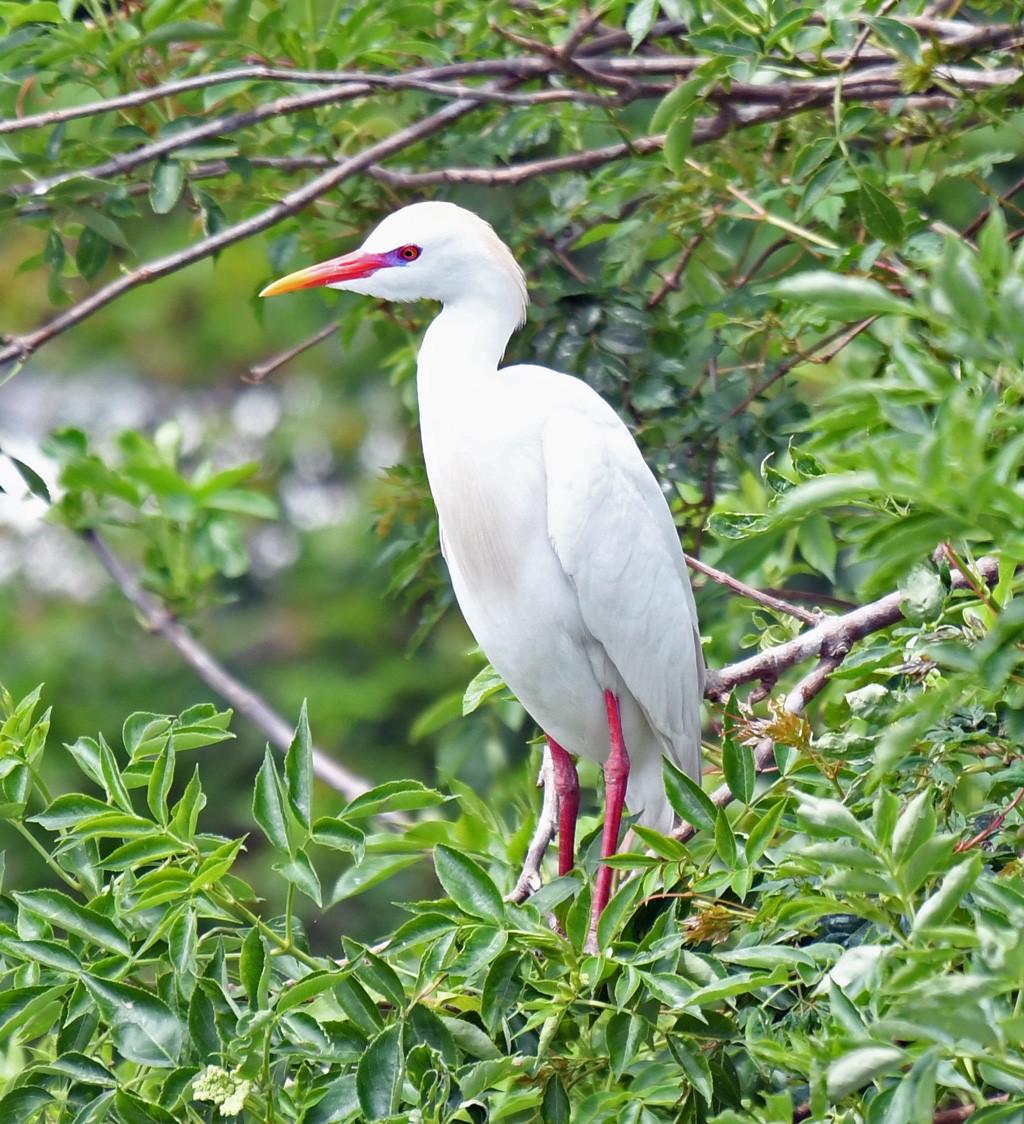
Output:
398 244 420 261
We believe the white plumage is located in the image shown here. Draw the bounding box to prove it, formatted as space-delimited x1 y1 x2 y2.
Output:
261 201 705 933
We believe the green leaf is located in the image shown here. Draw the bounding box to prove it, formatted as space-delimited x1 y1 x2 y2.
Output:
433 845 505 923
745 799 787 863
651 75 704 133
0 938 83 975
0 1087 54 1119
75 226 111 281
356 1023 403 1121
462 663 508 715
542 1074 571 1124
150 158 184 214
858 182 905 245
796 794 874 845
827 1044 907 1100
0 985 68 1040
284 702 313 831
30 792 112 830
722 730 755 803
673 1039 714 1105
239 928 268 1004
146 737 174 824
276 969 348 1014
714 808 738 867
334 974 384 1035
596 874 642 950
312 816 365 856
274 849 322 906
343 940 406 1007
1 448 51 502
14 890 130 956
663 759 716 832
912 852 982 933
797 512 837 581
331 854 419 903
170 767 205 839
664 111 696 176
123 713 171 759
39 1052 113 1087
253 747 294 856
979 206 1010 276
83 976 184 1067
625 0 659 48
480 951 523 1033
899 564 945 625
892 789 936 864
113 1089 178 1124
342 780 448 819
441 1015 502 1059
869 15 922 62
764 271 911 318
607 1010 648 1080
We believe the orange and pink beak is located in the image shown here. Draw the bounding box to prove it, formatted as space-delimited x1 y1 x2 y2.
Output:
259 250 389 297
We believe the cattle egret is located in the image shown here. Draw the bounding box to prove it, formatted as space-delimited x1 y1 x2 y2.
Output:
261 202 705 947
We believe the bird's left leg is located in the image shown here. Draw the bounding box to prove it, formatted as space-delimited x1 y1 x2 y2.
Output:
547 737 580 877
588 690 630 945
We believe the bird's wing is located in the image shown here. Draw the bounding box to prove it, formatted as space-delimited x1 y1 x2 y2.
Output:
542 403 704 771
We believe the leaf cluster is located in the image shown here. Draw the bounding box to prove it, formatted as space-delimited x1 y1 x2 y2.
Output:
2 672 1024 1122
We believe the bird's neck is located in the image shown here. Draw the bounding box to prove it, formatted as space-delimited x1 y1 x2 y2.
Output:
417 299 519 391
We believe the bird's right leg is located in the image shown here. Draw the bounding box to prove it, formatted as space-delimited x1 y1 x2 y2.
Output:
546 736 579 877
591 691 630 925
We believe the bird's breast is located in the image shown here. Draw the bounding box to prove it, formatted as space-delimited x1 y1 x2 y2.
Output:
425 433 545 599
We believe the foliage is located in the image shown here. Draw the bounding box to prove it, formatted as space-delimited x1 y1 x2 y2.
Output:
0 1 1023 1121
2 674 1024 1123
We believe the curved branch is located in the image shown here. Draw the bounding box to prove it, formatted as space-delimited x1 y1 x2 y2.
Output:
80 530 399 815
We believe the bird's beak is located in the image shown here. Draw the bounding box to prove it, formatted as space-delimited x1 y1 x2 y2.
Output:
259 250 388 297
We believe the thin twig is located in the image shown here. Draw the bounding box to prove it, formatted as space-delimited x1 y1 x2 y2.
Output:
81 530 403 817
646 229 707 309
954 789 1024 853
246 320 340 383
685 554 820 626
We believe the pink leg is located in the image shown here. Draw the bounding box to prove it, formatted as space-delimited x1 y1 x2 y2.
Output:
588 691 630 947
546 737 579 877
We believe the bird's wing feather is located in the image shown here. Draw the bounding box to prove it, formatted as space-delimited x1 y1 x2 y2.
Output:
542 404 704 773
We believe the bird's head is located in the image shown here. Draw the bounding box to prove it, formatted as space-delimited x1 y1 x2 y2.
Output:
260 201 528 325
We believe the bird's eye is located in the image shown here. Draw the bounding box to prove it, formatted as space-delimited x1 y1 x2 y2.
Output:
398 245 421 262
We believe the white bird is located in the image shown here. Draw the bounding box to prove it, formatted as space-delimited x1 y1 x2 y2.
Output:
261 202 705 945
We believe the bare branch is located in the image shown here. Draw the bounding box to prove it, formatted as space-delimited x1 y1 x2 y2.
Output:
686 554 820 626
8 83 373 198
246 320 340 383
0 95 479 375
708 555 1000 702
80 529 400 815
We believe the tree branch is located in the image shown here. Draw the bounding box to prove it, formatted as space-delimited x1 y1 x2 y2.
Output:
0 95 481 375
80 529 401 815
3 36 1021 376
673 555 1003 842
685 554 820 625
